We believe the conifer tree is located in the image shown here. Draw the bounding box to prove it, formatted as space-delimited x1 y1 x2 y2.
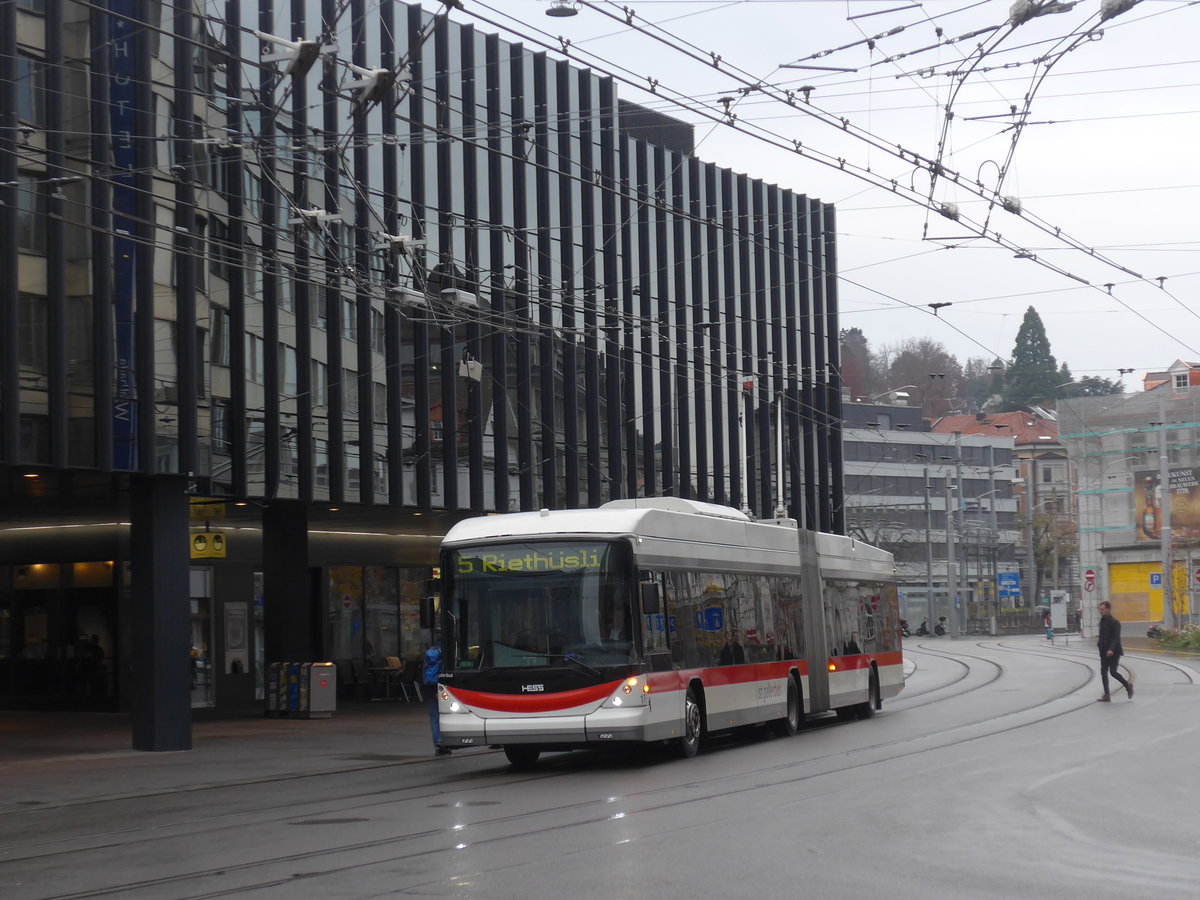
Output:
1003 307 1061 407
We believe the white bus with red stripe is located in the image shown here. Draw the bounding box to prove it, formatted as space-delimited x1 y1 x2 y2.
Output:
436 498 903 767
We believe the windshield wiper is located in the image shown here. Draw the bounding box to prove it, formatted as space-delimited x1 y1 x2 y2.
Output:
560 653 603 679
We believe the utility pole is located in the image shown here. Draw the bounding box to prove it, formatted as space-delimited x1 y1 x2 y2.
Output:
1025 452 1037 609
988 445 1000 632
774 395 787 519
946 474 959 638
738 381 751 518
1157 390 1175 628
954 434 964 636
924 467 935 631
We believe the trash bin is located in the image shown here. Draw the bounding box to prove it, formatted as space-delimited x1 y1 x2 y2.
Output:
307 662 336 718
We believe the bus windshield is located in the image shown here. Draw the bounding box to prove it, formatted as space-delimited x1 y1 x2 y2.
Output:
444 540 635 674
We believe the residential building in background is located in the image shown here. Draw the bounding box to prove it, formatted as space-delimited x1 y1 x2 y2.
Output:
843 401 1019 632
930 410 1071 613
1059 375 1200 630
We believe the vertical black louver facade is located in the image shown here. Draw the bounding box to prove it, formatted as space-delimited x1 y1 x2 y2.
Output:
1 1 845 526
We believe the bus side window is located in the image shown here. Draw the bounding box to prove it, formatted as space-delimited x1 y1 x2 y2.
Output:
667 570 698 668
640 581 661 615
640 572 669 656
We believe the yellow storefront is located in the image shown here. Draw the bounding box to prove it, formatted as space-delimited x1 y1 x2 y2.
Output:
1108 561 1194 622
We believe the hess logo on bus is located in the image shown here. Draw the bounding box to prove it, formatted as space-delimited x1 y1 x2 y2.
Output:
521 684 545 692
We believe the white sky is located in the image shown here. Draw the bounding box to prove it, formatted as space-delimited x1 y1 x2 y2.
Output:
458 0 1200 384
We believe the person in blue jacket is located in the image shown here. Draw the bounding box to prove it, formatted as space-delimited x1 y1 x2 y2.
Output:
422 644 450 755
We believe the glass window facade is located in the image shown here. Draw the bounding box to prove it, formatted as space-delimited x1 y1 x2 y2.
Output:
2 1 844 526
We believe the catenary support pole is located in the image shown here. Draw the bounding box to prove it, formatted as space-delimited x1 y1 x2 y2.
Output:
946 475 960 639
1158 390 1175 628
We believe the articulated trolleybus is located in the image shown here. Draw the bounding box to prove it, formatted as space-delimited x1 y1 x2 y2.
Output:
436 498 903 767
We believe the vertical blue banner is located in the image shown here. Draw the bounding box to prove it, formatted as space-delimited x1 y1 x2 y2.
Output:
108 1 138 469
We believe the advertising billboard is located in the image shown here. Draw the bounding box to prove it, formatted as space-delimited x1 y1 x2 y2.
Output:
1134 468 1200 542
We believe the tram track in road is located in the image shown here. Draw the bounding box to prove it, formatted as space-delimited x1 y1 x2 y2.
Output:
24 701 1118 900
0 639 1044 858
894 642 996 705
1000 638 1200 688
9 642 1137 900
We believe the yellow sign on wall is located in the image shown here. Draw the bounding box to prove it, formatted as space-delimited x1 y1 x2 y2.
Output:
190 532 227 559
190 500 227 521
1108 561 1156 621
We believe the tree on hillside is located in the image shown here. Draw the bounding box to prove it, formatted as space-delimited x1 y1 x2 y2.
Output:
839 327 873 401
885 337 964 418
1003 307 1061 408
962 357 1003 412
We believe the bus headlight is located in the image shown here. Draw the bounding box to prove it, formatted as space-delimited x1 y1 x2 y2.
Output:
439 687 467 713
602 676 647 708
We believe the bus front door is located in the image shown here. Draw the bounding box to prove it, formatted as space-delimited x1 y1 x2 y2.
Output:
639 578 673 672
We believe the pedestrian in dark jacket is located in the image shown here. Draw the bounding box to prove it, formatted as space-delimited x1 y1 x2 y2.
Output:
1096 601 1133 702
423 645 450 755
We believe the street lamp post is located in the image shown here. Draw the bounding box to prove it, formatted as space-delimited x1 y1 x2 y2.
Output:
864 385 918 404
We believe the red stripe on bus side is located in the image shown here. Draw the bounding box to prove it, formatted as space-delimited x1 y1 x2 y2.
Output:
644 660 808 693
828 650 905 670
446 681 623 713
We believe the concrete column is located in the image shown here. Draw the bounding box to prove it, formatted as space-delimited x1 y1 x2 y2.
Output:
130 474 191 751
263 500 314 662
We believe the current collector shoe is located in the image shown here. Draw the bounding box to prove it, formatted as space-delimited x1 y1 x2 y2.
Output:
1096 695 1111 702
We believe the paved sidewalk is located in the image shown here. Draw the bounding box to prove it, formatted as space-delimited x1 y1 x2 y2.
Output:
0 700 456 811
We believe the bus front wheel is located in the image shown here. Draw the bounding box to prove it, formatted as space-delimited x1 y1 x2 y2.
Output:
678 687 703 758
503 745 541 769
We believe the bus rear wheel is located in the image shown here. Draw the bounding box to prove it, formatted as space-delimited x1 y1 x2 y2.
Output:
857 675 879 720
503 745 541 769
772 678 801 737
678 687 703 758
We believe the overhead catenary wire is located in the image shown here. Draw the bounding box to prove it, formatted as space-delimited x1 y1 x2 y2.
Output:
465 0 1169 312
14 0 1195 384
459 0 1200 362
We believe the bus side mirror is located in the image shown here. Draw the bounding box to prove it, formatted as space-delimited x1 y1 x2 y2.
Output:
420 596 436 629
641 582 661 616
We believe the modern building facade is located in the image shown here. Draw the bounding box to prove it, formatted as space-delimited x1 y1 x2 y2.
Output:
1 2 846 732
